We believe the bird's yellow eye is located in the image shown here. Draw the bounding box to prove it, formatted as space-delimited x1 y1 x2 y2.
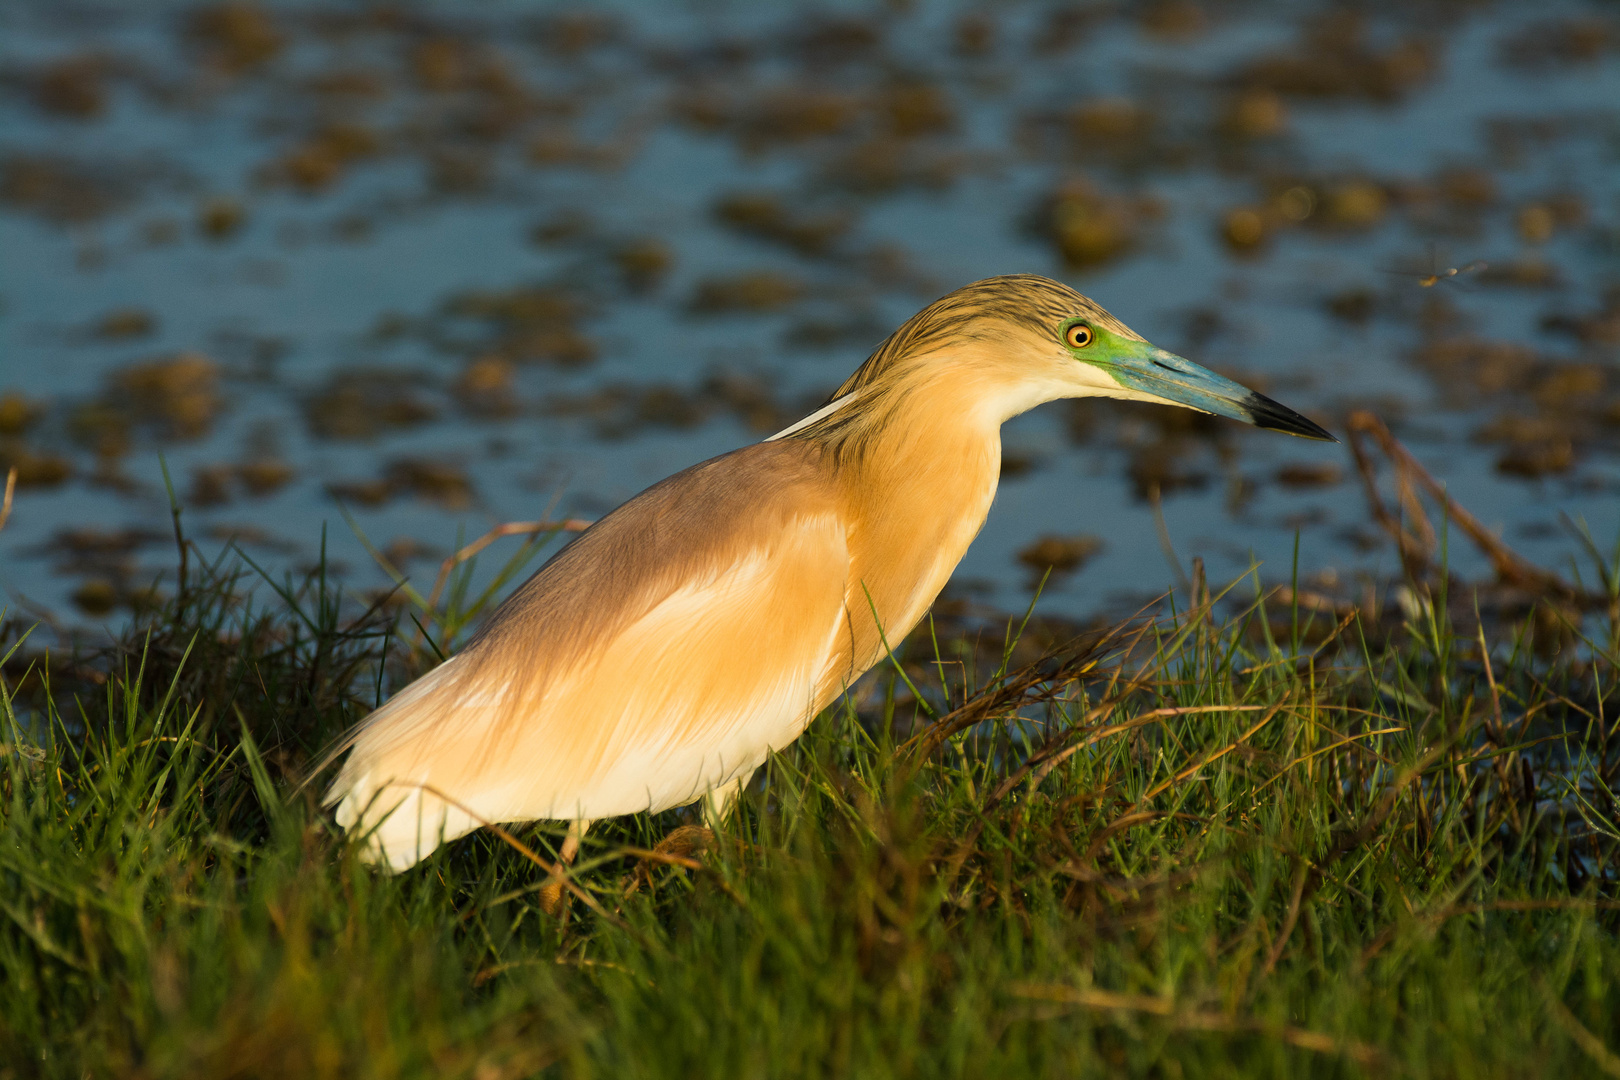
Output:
1064 323 1093 349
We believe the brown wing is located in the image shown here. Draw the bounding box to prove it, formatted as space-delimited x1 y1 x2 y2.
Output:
325 440 852 869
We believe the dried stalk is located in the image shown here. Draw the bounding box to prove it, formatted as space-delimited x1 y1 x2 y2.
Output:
425 518 593 614
0 467 14 534
1345 411 1567 595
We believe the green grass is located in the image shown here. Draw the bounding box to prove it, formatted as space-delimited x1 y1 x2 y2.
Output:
4 534 1620 1079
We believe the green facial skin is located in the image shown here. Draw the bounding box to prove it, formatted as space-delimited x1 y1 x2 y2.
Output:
1061 320 1336 442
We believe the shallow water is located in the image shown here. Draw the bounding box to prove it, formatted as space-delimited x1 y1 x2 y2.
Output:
1 0 1617 633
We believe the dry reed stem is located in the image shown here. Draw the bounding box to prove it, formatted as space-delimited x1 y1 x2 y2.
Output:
615 846 750 908
1133 704 1282 805
1261 858 1310 978
1009 983 1386 1066
899 611 1161 765
1547 995 1620 1078
1053 855 1215 898
938 701 1255 890
425 518 593 613
0 467 15 534
1359 898 1620 965
1346 411 1566 594
1019 705 1268 808
1251 725 1406 796
408 781 636 935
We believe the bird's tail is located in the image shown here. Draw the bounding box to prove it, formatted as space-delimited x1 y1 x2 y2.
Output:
319 655 490 871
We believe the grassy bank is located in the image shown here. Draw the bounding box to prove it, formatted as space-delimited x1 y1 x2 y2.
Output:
4 534 1620 1079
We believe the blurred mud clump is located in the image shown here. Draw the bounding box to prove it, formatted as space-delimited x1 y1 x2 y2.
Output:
1220 207 1271 253
1035 96 1191 170
111 353 222 439
1324 287 1377 324
1069 98 1155 147
545 372 792 439
1139 0 1208 40
265 124 383 192
690 271 806 314
1234 13 1436 102
188 3 284 73
92 309 157 340
952 15 994 57
33 55 111 119
197 197 246 239
881 82 956 138
1040 180 1163 270
1127 441 1211 500
188 459 295 506
1220 178 1388 254
0 443 72 489
440 286 597 366
1513 194 1587 245
383 459 474 509
1414 337 1619 479
1414 338 1541 403
1497 17 1618 70
34 525 169 615
714 192 854 257
1542 288 1620 348
1219 91 1289 141
1478 257 1560 291
613 239 673 292
0 393 43 437
673 71 965 196
1016 533 1103 586
819 138 966 195
327 458 475 510
0 155 137 223
677 86 862 150
1477 415 1576 479
236 458 294 495
1276 462 1343 488
306 370 437 440
453 356 519 418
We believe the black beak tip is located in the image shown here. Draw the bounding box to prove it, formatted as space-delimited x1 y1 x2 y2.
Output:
1244 392 1338 443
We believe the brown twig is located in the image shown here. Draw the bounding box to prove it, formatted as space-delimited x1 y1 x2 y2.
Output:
424 518 593 614
1261 857 1310 977
1131 704 1282 807
1009 704 1270 811
1360 898 1620 966
407 781 638 936
1346 415 1430 582
1009 983 1386 1066
1346 411 1567 594
1547 994 1620 1078
899 611 1164 774
0 467 15 534
617 846 750 909
1053 850 1213 897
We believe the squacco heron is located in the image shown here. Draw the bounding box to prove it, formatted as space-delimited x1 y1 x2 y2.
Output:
324 274 1332 870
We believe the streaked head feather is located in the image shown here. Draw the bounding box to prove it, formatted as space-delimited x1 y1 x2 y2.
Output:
783 274 1136 460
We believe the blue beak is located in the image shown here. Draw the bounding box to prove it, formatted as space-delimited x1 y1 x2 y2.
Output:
1103 344 1337 442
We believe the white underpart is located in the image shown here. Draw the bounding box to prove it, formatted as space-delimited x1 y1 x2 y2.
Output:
524 552 831 818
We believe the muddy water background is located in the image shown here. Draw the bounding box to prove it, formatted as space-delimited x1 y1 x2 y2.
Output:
1 1 1617 634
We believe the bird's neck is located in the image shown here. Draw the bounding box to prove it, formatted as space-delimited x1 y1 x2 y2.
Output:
832 368 1008 673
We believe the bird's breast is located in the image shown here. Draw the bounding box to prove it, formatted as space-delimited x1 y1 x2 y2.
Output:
841 429 1001 668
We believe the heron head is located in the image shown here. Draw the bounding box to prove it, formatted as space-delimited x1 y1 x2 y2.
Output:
789 275 1335 449
1042 306 1336 441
